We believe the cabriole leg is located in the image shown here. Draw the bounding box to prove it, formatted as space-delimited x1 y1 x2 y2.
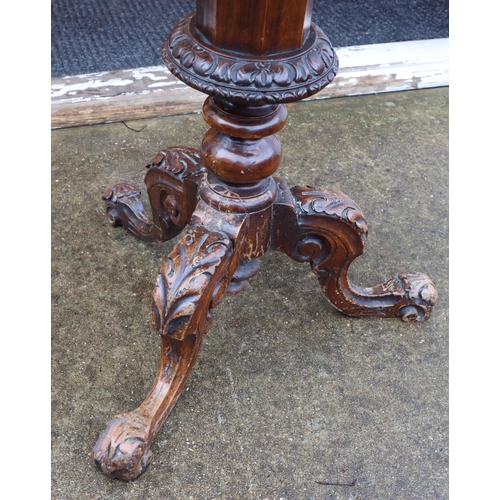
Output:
94 216 241 481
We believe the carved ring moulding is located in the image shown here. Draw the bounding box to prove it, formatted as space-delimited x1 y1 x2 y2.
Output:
162 12 339 105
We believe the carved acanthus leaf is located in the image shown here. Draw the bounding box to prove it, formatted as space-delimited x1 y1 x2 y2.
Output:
294 186 368 236
151 226 233 339
146 146 205 179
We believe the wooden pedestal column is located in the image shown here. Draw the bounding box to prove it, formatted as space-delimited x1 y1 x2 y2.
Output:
94 0 437 481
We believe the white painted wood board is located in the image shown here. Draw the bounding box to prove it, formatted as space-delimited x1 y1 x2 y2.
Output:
51 38 449 129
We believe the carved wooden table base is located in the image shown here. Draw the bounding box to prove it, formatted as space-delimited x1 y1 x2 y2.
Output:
93 6 437 481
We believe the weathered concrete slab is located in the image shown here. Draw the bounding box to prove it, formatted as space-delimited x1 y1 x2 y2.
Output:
52 87 448 499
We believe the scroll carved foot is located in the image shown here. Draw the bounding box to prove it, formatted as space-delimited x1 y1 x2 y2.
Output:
102 146 206 242
94 412 152 481
94 211 246 481
272 181 437 322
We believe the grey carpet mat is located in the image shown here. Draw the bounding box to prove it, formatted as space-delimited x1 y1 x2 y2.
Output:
51 0 449 77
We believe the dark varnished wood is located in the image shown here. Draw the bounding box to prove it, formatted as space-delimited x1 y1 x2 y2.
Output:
94 0 437 481
102 147 205 242
162 12 338 105
201 99 286 183
272 182 437 322
195 0 313 56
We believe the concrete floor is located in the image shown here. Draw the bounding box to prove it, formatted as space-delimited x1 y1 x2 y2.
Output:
51 87 448 499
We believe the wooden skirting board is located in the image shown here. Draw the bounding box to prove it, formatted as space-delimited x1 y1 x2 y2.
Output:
51 38 449 129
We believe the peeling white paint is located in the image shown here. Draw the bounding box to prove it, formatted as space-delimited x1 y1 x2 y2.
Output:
336 38 448 69
147 81 180 88
132 69 170 81
51 78 135 97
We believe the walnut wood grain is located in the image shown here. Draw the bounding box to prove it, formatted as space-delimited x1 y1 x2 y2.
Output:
195 0 313 55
